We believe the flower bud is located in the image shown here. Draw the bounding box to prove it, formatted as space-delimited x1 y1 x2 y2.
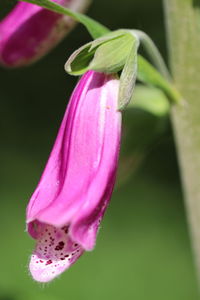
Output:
0 0 90 67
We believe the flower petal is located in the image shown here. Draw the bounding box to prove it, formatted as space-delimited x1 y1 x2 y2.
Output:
29 222 84 282
0 0 89 67
27 71 121 250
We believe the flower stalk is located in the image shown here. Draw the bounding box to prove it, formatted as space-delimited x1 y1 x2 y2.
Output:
164 0 200 285
131 30 171 80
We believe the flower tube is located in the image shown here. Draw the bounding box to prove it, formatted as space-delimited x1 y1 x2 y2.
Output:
26 71 121 282
0 0 90 67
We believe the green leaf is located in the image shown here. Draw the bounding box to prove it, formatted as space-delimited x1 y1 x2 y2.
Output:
131 85 170 117
118 37 139 110
19 0 109 39
137 55 181 104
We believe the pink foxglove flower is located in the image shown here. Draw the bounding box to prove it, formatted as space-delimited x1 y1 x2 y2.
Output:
26 71 121 282
0 0 89 67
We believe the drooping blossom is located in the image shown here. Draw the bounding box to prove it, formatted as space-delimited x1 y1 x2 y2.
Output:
0 0 89 67
26 71 121 282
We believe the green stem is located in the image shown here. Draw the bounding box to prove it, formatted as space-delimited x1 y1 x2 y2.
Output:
132 30 171 80
164 0 200 284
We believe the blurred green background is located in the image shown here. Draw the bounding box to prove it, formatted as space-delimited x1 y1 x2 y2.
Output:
0 0 199 299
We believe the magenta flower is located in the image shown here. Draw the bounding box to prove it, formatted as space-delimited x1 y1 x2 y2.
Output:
0 0 89 67
26 71 121 282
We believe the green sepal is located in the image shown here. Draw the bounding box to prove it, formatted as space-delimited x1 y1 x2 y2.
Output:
118 36 139 110
89 30 126 50
89 33 134 73
65 43 96 75
65 30 134 75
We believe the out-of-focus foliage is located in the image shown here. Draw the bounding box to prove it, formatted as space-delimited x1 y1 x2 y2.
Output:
117 85 170 187
0 0 199 299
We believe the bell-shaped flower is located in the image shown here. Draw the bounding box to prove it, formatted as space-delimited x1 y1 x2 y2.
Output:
26 70 121 282
0 0 89 67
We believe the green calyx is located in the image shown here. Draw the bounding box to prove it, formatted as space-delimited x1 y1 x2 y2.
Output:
65 30 136 75
64 29 182 111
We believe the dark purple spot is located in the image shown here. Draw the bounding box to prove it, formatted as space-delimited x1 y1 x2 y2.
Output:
46 260 52 265
62 226 69 234
55 241 65 251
